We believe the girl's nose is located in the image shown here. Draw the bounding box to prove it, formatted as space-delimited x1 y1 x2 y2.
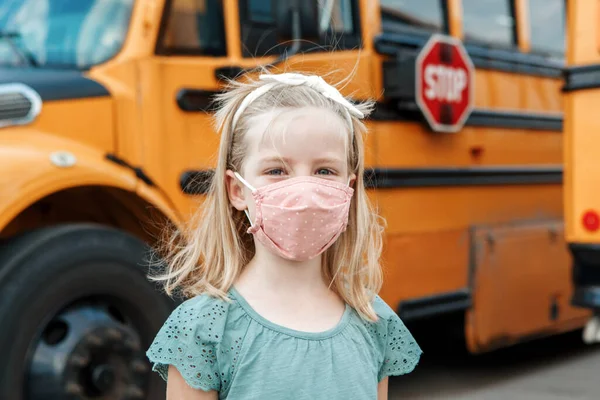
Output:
291 167 313 177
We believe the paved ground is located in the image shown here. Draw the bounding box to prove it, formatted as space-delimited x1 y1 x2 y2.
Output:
389 331 600 399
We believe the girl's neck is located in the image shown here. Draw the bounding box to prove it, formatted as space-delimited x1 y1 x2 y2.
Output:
236 245 331 298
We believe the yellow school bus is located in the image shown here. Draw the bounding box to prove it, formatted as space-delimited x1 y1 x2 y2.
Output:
0 0 587 398
564 0 600 333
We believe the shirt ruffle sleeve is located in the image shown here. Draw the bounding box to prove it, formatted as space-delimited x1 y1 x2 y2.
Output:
146 294 229 392
372 296 422 381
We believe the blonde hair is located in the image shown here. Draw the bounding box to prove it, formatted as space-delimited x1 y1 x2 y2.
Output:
153 71 385 321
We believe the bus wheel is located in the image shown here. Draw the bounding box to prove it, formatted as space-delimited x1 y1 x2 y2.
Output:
0 224 175 400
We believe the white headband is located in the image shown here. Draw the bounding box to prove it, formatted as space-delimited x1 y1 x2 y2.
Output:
230 73 364 132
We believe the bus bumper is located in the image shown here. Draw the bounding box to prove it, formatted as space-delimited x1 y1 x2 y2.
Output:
572 287 600 309
571 244 600 310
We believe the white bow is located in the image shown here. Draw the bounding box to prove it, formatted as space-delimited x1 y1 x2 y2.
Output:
230 73 363 132
259 73 364 118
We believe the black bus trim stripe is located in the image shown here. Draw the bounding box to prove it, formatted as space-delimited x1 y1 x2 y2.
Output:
397 289 472 320
370 103 563 131
0 68 110 102
180 166 563 195
365 166 562 189
563 64 600 92
374 32 563 78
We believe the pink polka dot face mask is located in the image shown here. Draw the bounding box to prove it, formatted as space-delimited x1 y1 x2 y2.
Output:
234 173 354 261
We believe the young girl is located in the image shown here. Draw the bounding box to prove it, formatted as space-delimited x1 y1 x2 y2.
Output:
147 72 421 399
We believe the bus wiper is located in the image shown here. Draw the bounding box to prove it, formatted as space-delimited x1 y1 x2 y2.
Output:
0 31 39 67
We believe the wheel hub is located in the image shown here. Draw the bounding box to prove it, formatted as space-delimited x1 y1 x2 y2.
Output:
92 364 115 393
26 304 149 399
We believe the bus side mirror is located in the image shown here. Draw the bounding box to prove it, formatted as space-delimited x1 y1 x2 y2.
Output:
274 0 320 41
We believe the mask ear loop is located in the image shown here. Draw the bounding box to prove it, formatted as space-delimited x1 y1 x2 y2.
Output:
243 210 253 227
234 172 257 227
234 172 257 191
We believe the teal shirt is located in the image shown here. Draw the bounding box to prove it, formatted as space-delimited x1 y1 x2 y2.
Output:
146 287 421 399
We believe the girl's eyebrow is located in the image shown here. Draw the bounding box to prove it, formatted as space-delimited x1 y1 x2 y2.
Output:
259 155 345 165
258 156 289 164
260 156 344 164
312 156 345 164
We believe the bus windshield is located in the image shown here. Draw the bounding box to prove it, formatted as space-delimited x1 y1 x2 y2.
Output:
0 0 133 69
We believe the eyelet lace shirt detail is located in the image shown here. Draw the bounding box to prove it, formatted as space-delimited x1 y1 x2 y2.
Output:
147 290 421 399
146 296 229 391
369 296 422 381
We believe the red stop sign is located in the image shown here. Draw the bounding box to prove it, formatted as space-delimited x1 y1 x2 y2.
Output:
416 34 474 133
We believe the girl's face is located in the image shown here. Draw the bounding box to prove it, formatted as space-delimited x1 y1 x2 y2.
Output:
226 106 356 215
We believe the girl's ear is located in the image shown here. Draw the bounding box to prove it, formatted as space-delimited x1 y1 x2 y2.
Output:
225 170 248 211
349 173 357 188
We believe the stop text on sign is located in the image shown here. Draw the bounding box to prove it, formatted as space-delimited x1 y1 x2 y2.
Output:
424 65 467 103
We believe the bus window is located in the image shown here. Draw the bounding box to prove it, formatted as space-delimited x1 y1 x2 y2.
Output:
380 0 447 34
527 0 565 57
318 0 355 35
0 0 134 68
462 0 515 47
239 0 359 57
158 0 226 56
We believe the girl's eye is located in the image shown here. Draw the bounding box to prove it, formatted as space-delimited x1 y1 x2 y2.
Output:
265 168 285 176
316 169 335 176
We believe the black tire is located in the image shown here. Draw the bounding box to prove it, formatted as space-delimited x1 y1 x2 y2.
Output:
0 223 176 400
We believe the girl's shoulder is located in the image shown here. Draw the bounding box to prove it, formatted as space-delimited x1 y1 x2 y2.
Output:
372 294 398 319
146 291 248 391
164 293 233 341
359 295 423 380
153 294 233 345
362 294 407 331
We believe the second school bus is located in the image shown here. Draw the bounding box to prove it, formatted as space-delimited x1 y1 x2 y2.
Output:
0 0 586 397
564 0 600 338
